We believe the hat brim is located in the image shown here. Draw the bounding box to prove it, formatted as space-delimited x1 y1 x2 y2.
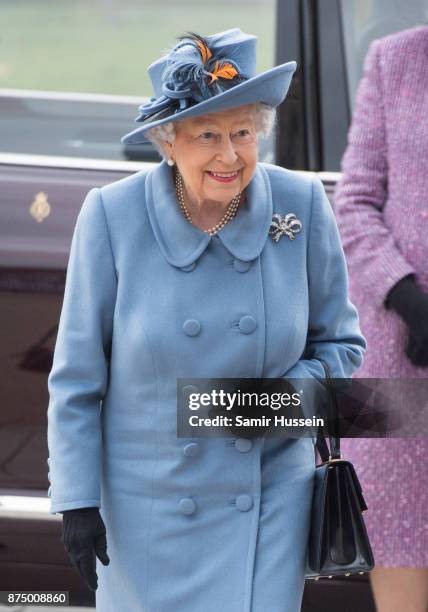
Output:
121 61 297 145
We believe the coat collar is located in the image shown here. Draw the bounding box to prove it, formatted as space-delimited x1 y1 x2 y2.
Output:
145 159 273 268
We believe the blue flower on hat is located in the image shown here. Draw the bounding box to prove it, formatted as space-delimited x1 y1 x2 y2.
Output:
121 28 297 145
136 32 246 122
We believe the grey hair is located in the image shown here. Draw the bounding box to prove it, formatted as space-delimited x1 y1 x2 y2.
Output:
145 102 277 160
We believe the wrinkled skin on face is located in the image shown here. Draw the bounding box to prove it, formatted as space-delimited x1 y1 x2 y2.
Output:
163 104 259 227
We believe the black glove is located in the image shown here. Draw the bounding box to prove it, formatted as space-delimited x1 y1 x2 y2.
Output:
61 507 110 591
385 275 428 366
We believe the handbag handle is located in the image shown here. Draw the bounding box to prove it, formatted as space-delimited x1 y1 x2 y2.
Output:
315 358 341 461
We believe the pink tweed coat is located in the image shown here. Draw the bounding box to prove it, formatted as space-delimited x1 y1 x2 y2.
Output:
334 25 428 567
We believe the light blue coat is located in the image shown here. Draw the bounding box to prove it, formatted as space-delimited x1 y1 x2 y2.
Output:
47 159 366 612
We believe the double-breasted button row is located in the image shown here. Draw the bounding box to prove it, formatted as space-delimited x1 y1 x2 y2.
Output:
234 438 252 453
183 319 201 336
236 494 253 512
183 315 257 336
178 494 253 515
182 442 201 457
181 384 199 397
182 439 252 457
238 315 257 334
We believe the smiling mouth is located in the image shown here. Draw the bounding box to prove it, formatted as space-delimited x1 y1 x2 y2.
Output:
206 170 241 182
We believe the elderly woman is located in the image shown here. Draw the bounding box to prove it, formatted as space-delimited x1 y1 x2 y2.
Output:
47 29 366 612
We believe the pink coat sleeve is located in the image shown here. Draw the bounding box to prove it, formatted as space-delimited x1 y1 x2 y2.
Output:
334 39 415 308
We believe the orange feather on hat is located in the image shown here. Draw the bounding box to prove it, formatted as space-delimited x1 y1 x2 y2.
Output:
207 60 238 84
195 38 213 64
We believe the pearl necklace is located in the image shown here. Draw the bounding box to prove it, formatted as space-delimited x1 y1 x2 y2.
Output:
175 169 242 236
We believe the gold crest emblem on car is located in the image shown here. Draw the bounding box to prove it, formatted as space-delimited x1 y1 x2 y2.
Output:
30 191 51 223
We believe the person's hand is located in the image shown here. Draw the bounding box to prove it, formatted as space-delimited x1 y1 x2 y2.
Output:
61 507 110 591
385 275 428 366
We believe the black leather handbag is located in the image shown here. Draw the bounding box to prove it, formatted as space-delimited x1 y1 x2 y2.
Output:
306 358 375 579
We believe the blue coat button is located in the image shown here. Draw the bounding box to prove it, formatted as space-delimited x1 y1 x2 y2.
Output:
181 385 199 412
182 384 199 396
183 319 201 336
47 471 51 482
238 315 257 334
178 497 197 515
180 262 196 272
233 258 251 273
234 438 252 453
236 494 253 512
183 442 201 457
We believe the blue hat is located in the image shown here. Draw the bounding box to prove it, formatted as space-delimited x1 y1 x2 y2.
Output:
121 28 297 145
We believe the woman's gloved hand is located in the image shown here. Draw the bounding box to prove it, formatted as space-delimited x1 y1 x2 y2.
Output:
61 507 110 591
385 275 428 366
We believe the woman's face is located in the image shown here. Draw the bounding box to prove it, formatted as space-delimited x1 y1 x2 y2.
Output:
164 104 259 208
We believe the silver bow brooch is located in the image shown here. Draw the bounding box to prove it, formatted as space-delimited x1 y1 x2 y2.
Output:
269 213 303 242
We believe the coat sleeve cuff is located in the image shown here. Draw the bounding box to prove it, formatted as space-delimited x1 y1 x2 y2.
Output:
49 498 101 516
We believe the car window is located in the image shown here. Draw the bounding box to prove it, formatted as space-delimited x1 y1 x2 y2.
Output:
315 0 428 172
340 0 428 109
0 0 276 163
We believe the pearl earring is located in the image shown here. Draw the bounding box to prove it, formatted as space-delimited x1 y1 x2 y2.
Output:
167 159 175 167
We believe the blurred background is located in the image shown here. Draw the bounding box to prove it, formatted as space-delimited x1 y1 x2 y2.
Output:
1 0 276 94
0 1 427 609
1 0 427 165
